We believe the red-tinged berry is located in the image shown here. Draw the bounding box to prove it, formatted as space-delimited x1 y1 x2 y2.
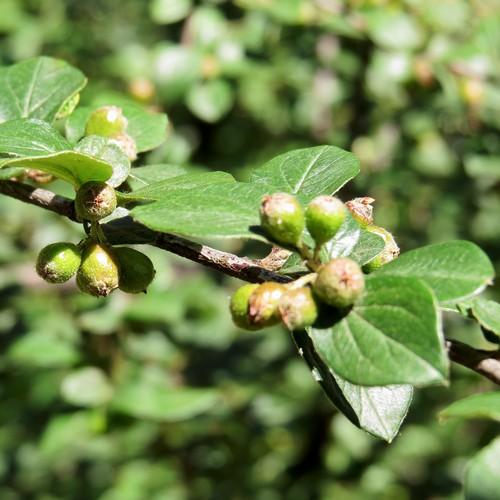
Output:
260 193 304 247
313 258 365 308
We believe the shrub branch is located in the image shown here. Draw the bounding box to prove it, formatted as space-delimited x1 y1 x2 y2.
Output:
1 179 499 385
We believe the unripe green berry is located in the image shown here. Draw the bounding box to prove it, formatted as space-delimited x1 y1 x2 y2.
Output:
114 247 156 294
260 193 305 247
36 242 81 284
313 258 365 308
85 106 128 137
363 225 400 272
306 195 346 246
248 282 286 328
279 287 318 330
109 132 137 161
75 181 117 222
76 242 119 297
230 284 259 330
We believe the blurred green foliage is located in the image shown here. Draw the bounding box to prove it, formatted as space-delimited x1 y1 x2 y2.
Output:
1 1 499 498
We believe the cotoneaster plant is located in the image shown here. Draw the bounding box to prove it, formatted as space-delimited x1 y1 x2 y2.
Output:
0 58 499 471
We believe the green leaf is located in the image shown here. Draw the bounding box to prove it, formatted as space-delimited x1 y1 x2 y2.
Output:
250 145 360 202
186 79 234 123
309 275 448 387
0 118 70 157
292 330 412 442
0 119 114 185
8 331 79 368
61 367 114 408
128 164 189 189
112 382 219 422
75 136 130 187
150 0 192 24
440 392 500 422
131 181 269 239
376 241 495 303
0 56 86 123
65 98 168 152
349 229 385 266
323 214 385 265
469 298 500 339
123 171 235 202
465 437 500 500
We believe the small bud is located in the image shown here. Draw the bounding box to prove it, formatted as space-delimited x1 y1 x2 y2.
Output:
260 193 305 247
248 282 286 328
75 181 117 222
306 195 346 246
76 242 119 297
279 287 318 330
109 132 137 161
36 242 81 284
230 284 259 330
313 258 365 308
85 106 128 137
114 247 156 294
345 197 375 228
363 225 400 272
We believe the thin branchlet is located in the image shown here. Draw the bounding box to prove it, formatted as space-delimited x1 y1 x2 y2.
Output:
0 178 499 385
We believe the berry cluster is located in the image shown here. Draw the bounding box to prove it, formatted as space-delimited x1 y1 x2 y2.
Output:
230 193 399 331
36 181 155 296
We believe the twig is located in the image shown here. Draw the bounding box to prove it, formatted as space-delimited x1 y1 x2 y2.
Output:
446 339 500 386
1 179 499 385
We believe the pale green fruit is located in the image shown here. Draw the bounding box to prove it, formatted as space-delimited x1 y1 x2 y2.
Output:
306 195 346 246
75 181 117 222
85 105 128 137
230 284 259 330
36 242 81 284
248 282 286 328
114 247 156 293
260 193 305 247
76 242 119 297
313 258 365 308
279 287 318 330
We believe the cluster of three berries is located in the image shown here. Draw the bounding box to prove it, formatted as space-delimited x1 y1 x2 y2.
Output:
36 182 155 296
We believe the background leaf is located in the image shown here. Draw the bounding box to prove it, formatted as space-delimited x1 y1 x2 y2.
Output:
465 437 500 500
0 56 86 123
112 381 219 422
440 392 500 422
309 275 448 387
376 241 494 303
61 367 114 408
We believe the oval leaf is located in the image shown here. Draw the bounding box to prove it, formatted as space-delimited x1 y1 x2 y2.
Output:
112 382 218 422
131 181 269 239
376 241 495 303
293 329 412 442
0 57 86 123
465 437 500 500
251 145 360 201
309 275 449 387
440 392 500 422
0 118 70 157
